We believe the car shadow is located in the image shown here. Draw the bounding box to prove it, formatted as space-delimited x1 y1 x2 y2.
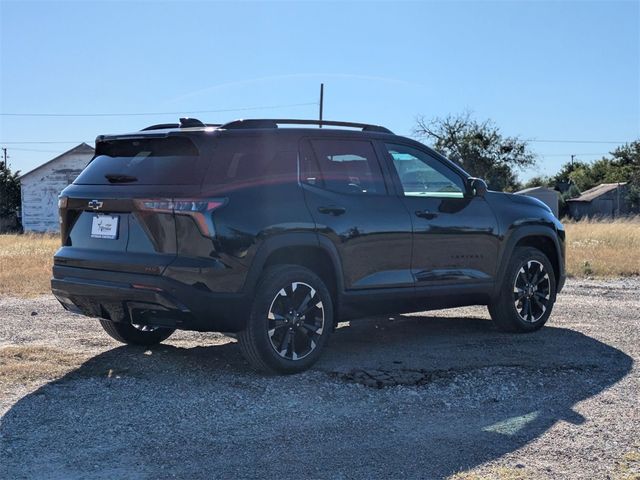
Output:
1 314 633 479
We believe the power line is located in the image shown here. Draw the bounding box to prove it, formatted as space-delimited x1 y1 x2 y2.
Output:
402 132 632 145
0 141 90 144
526 139 630 144
5 147 70 153
539 153 609 157
0 101 318 117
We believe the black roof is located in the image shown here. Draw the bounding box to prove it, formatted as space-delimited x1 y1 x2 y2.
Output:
138 118 392 134
96 118 397 145
93 117 472 180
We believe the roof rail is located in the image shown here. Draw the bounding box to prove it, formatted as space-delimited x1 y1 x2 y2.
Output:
220 119 393 134
141 123 180 131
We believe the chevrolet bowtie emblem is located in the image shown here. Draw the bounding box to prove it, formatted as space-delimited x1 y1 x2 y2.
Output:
88 200 104 210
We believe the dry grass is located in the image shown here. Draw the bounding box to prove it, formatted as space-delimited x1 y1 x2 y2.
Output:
449 466 533 480
0 345 87 386
614 449 640 480
565 216 640 278
0 220 638 298
0 233 60 297
0 344 134 386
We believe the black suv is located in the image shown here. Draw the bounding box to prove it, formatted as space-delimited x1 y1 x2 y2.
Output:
52 118 566 373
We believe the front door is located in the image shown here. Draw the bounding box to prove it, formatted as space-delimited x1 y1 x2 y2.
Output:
380 141 500 286
300 137 413 290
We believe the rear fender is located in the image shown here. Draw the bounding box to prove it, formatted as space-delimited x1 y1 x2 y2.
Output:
242 233 345 295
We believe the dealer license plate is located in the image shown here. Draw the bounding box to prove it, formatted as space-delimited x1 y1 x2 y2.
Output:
91 214 119 239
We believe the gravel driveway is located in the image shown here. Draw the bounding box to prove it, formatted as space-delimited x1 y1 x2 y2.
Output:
1 279 638 479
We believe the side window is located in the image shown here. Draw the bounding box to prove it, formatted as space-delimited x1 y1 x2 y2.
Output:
384 143 466 198
304 139 386 195
204 137 296 187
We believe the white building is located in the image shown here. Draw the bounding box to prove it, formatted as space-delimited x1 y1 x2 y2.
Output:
19 143 94 232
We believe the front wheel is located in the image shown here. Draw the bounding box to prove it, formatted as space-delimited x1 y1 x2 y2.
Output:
238 265 334 374
488 246 557 333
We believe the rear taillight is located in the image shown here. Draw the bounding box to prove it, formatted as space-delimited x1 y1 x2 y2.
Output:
58 196 69 243
134 198 226 237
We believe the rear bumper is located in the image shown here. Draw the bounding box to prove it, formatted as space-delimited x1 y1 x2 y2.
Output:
51 265 250 332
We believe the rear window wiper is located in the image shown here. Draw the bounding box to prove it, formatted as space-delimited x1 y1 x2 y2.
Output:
105 173 138 183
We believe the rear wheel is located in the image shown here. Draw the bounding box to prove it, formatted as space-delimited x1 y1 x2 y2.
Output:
99 319 175 345
238 265 333 374
488 246 557 332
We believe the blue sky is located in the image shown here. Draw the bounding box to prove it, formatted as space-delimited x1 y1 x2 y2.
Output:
1 0 638 181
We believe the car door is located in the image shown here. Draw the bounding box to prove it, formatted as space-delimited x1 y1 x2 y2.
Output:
379 141 500 286
300 137 413 290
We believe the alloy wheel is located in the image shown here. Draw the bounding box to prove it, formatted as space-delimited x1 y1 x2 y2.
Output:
513 260 551 323
267 282 325 361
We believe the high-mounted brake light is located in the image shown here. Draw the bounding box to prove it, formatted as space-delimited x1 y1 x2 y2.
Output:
134 198 226 237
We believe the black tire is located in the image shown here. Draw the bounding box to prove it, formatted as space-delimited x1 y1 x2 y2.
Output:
488 246 557 333
238 265 334 374
99 319 175 345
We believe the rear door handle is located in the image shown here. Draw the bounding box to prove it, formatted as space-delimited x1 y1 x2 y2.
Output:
415 210 438 220
318 206 346 216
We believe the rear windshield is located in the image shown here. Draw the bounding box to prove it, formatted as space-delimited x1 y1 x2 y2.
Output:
74 137 203 185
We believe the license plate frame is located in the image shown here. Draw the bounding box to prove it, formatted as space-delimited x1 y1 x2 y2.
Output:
91 214 119 240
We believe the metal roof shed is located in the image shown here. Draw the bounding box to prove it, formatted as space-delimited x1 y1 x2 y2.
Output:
515 186 560 218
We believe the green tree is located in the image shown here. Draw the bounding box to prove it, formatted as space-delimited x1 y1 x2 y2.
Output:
0 161 21 218
413 112 536 191
610 141 640 210
521 175 554 189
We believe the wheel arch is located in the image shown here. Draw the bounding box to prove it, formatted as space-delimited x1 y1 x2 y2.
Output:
242 233 344 301
494 226 564 297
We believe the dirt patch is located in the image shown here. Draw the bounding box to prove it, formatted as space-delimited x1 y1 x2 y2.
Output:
332 364 600 389
333 367 458 388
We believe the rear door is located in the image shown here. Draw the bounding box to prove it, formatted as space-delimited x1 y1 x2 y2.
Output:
300 137 413 290
56 136 208 275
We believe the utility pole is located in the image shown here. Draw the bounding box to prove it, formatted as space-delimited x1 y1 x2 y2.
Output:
1 147 7 169
319 83 324 128
571 154 575 167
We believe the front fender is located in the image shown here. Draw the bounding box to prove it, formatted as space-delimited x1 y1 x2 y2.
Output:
494 223 566 297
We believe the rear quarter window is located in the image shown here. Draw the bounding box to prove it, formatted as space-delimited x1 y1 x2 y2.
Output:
203 137 297 189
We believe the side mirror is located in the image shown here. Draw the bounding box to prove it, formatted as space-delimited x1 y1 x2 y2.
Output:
468 177 488 197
